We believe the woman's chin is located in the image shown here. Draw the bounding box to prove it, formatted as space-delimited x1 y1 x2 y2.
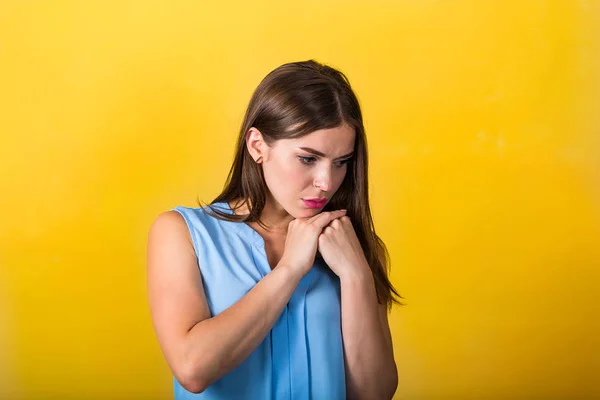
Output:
292 209 320 219
306 209 323 217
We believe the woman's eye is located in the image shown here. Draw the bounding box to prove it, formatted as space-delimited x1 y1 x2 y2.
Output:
298 156 351 167
298 156 317 165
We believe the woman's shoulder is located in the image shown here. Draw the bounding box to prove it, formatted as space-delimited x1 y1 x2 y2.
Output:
149 203 236 257
168 202 238 236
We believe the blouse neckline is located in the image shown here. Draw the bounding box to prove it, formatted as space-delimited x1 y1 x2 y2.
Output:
218 201 266 248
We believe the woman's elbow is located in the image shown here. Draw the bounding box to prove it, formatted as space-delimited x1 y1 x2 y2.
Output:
385 377 398 399
384 366 399 399
179 378 208 395
175 360 210 394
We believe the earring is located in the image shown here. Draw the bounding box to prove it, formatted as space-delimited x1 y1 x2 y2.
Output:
255 156 263 164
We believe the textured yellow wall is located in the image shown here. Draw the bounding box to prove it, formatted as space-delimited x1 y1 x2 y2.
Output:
1 1 598 399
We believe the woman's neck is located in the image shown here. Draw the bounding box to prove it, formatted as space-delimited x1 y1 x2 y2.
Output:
229 196 294 234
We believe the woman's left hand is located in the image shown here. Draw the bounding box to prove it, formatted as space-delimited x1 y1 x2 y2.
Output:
317 216 371 280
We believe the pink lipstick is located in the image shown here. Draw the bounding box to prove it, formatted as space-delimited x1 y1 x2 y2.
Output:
302 198 327 209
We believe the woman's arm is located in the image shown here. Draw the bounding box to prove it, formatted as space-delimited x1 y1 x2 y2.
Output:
340 266 398 399
147 211 302 394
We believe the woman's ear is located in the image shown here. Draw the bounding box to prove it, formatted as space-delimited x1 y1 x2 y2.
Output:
246 127 266 163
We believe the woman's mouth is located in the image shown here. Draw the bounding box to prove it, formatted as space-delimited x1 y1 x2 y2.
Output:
302 198 327 209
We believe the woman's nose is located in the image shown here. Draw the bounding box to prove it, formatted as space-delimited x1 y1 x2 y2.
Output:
314 171 332 191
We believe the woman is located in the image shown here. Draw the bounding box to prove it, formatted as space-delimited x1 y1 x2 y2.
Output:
147 60 401 399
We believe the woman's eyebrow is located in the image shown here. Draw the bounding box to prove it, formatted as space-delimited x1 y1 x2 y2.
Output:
298 147 354 160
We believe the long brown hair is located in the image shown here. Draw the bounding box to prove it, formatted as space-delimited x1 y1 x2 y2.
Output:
200 59 402 309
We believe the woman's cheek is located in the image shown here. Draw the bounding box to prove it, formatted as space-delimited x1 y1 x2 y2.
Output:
281 160 307 184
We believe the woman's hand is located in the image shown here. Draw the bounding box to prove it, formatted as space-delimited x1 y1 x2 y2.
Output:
279 209 347 278
317 216 371 280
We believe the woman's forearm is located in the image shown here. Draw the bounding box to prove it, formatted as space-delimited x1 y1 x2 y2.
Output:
340 266 398 399
181 263 302 393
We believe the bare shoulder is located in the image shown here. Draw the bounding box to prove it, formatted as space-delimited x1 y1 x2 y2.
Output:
148 210 192 245
146 209 206 305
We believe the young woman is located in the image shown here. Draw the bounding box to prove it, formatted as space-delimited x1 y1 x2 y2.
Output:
147 60 401 399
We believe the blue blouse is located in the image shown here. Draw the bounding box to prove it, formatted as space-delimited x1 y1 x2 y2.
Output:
171 202 346 399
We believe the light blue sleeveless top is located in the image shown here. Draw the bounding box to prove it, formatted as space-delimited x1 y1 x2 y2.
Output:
171 202 346 399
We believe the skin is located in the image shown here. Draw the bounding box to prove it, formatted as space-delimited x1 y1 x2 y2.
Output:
147 123 397 398
243 122 355 229
237 122 356 270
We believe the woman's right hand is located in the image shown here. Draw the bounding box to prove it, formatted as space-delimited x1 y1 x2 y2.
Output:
278 209 347 278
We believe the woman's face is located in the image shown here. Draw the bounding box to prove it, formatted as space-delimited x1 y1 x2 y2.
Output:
248 122 356 219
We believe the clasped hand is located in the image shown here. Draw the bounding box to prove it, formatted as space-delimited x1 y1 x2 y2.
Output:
318 215 370 280
280 210 370 280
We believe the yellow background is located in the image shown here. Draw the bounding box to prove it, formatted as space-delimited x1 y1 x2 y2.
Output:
1 1 599 399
